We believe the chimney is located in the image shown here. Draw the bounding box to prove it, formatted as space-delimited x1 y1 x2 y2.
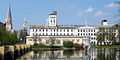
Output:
101 19 108 25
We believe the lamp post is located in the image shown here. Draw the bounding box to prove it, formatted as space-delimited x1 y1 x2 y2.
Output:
20 38 22 44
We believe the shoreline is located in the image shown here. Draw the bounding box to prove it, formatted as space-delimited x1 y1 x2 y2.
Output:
91 45 120 48
32 48 76 50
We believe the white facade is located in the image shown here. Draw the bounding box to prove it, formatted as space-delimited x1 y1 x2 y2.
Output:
27 11 119 45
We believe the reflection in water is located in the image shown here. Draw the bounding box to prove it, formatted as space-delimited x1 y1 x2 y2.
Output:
17 48 120 60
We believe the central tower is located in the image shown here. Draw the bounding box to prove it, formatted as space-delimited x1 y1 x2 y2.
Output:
48 11 57 26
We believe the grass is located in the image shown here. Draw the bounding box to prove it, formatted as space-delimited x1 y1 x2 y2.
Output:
91 45 120 48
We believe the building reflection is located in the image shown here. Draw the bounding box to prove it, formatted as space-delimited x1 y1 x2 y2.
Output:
17 48 120 60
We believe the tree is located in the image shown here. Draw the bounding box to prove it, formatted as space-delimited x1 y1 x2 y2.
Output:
97 28 105 45
49 37 56 47
19 31 26 43
0 27 18 45
97 27 117 45
74 43 83 49
63 41 74 48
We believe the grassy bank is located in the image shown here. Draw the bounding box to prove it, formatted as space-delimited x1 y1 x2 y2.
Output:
31 46 63 48
31 46 76 50
91 45 120 48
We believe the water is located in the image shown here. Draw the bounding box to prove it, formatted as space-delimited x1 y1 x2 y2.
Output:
17 48 120 60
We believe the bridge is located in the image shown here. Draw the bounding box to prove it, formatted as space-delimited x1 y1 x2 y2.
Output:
0 44 31 60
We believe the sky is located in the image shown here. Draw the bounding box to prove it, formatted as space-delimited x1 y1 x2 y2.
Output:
0 0 120 33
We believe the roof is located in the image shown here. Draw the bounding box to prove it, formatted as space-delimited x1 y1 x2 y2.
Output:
49 11 57 15
0 22 5 27
30 25 57 29
30 24 117 29
6 5 12 18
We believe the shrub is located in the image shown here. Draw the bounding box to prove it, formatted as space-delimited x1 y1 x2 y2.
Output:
63 41 74 48
34 43 38 46
74 43 83 49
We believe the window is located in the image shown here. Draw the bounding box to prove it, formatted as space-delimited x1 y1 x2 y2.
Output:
36 29 37 32
78 30 79 32
57 40 60 44
64 29 65 32
77 40 79 42
67 33 69 35
63 40 66 43
33 33 34 36
67 29 69 32
83 30 85 32
51 20 52 23
46 40 49 44
91 30 93 32
91 33 93 36
71 29 73 32
71 33 73 35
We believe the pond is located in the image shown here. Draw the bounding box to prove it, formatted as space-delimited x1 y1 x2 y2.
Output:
17 48 120 60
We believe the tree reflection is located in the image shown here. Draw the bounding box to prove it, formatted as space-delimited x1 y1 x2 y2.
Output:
97 48 117 60
63 50 74 58
49 50 58 59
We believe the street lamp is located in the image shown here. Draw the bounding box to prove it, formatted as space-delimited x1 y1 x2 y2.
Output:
20 38 22 44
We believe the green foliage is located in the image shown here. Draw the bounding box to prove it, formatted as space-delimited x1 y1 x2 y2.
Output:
19 31 26 43
0 27 18 45
49 37 56 47
33 43 38 46
74 43 83 49
63 41 74 48
97 27 117 45
63 50 74 58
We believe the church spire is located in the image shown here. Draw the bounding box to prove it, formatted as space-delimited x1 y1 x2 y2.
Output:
6 4 12 18
23 17 27 32
5 4 12 30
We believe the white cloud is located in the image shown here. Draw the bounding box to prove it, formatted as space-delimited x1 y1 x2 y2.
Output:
77 11 83 17
94 11 109 16
105 2 115 8
85 6 94 13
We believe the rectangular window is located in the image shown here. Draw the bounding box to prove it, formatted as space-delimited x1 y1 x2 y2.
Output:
71 29 73 32
57 40 60 44
67 29 69 32
46 40 49 44
33 29 34 32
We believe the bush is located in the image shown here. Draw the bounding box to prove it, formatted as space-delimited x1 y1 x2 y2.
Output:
74 43 83 49
63 41 74 48
34 43 38 46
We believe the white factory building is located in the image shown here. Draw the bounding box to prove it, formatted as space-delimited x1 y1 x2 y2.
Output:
26 11 119 46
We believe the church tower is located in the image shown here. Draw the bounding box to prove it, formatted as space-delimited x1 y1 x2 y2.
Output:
23 17 27 32
5 5 12 30
48 11 57 26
